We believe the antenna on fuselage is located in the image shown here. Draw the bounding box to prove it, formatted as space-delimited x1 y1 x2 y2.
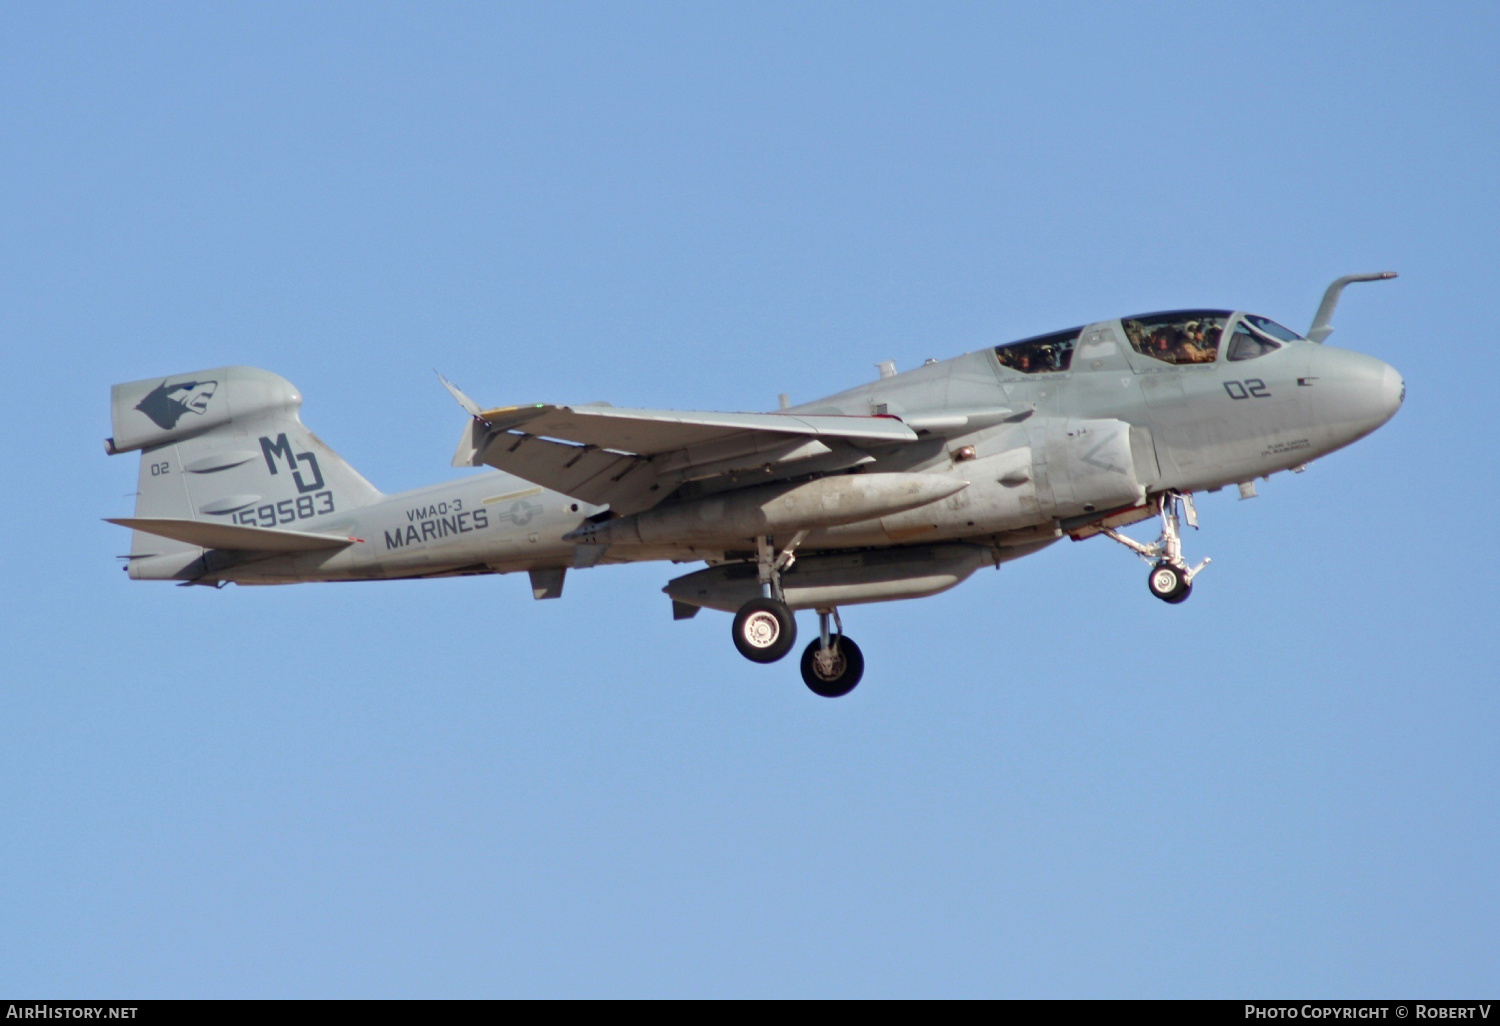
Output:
1307 272 1397 343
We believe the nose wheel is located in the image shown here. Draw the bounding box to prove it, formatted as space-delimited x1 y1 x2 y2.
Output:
1103 491 1210 604
1147 562 1191 604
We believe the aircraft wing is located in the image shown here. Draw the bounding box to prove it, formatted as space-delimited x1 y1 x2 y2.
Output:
453 403 923 515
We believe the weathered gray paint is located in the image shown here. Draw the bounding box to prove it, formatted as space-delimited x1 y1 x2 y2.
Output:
106 299 1404 612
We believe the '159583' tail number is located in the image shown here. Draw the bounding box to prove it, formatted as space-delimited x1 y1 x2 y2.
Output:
235 491 335 527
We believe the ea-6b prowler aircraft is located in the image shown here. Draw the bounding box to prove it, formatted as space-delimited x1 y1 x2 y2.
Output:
105 274 1403 696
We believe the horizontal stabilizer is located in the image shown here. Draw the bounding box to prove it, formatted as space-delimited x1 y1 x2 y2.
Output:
106 517 357 552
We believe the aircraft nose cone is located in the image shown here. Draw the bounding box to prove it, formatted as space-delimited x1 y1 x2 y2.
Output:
1380 362 1405 421
1308 346 1403 446
1356 356 1404 429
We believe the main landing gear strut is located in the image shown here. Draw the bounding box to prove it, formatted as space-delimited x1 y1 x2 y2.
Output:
729 533 865 697
1101 491 1211 604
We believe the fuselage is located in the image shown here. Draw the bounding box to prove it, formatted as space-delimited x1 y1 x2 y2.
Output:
213 309 1403 586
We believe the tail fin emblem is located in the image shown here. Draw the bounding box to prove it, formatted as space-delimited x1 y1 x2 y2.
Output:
135 379 218 429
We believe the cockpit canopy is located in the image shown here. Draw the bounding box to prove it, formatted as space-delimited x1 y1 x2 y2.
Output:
1229 314 1305 362
993 327 1082 374
994 310 1306 373
1123 310 1230 365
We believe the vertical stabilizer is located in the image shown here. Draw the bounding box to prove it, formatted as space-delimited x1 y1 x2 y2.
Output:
106 367 382 580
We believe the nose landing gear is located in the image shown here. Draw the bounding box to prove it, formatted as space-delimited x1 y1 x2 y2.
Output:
1102 491 1210 604
1147 561 1192 603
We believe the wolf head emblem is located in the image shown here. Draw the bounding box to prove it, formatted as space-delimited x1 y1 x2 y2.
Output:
135 379 218 430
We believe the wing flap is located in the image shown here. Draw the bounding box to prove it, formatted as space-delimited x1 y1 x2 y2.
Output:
106 517 357 552
476 434 658 512
475 404 919 453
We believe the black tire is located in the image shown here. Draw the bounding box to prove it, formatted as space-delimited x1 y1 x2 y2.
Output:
732 598 797 663
800 635 864 698
1147 562 1189 603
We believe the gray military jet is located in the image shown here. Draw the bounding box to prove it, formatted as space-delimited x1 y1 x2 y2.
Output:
105 274 1403 696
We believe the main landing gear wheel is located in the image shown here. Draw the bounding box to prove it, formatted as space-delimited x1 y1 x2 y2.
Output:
732 598 797 663
800 635 864 698
1148 562 1191 604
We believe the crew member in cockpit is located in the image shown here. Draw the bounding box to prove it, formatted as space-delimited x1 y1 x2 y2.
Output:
1149 330 1176 362
1175 321 1213 363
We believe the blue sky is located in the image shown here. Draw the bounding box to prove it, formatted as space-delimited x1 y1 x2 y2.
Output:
2 2 1497 997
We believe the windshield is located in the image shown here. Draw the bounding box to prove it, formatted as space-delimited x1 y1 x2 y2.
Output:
1227 323 1282 361
1122 310 1230 365
995 327 1081 374
1243 314 1305 342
